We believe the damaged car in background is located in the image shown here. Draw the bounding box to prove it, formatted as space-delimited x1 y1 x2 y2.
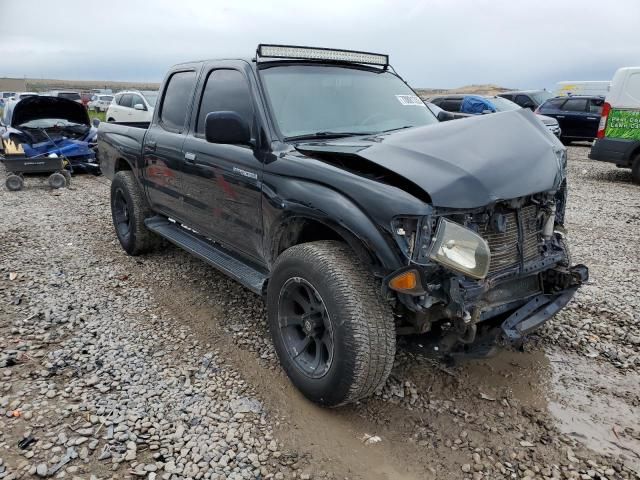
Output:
0 95 100 174
98 44 588 406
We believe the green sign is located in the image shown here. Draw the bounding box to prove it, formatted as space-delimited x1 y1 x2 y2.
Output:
605 109 640 140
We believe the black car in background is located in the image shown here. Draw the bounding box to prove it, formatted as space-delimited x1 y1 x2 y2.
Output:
498 90 553 110
536 95 604 143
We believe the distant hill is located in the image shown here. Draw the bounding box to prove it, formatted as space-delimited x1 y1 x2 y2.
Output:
0 77 161 93
415 84 513 100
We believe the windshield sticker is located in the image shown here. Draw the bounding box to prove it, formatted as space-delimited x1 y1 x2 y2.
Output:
395 94 425 106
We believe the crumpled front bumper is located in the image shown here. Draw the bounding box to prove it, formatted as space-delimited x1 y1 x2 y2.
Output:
500 264 588 343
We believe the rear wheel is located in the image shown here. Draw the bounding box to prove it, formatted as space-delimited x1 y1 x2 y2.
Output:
267 241 396 406
110 171 162 255
632 154 640 185
48 172 66 189
5 174 23 191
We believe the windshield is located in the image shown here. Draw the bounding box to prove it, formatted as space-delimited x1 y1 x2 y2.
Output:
531 91 553 104
59 92 81 101
100 95 114 102
488 97 521 112
142 91 158 107
260 65 437 139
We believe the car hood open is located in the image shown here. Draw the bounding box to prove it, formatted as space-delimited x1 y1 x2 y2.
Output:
295 109 564 209
10 96 90 127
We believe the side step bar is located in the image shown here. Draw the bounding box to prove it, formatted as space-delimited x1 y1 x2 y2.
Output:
145 216 268 295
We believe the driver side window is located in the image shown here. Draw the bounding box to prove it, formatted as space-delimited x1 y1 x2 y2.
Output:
196 69 254 136
131 95 145 110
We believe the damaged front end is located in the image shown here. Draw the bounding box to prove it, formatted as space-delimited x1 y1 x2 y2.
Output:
386 183 588 357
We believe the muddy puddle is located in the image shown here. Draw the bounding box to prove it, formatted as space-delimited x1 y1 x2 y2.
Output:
546 348 640 472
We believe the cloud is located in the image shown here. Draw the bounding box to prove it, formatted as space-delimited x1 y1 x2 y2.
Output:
2 0 638 89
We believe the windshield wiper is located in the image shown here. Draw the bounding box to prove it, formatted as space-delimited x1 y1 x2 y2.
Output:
380 125 414 133
285 131 376 141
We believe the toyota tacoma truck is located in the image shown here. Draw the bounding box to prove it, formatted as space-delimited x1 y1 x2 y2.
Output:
98 44 588 406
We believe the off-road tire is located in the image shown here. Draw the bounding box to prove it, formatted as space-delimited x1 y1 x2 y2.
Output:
6 174 23 191
267 241 396 406
48 172 66 189
632 154 640 185
110 171 162 255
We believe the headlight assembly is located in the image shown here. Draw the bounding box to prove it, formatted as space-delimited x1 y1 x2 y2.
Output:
428 218 491 279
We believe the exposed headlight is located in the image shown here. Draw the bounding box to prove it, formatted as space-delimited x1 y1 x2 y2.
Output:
428 218 490 279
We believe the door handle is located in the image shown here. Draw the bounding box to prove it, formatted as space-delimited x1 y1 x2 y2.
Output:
587 117 599 120
146 140 157 152
184 152 196 163
556 115 565 119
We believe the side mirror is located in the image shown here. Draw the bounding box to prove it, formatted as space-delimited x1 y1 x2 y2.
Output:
92 118 100 128
437 111 456 122
134 103 145 111
205 111 251 145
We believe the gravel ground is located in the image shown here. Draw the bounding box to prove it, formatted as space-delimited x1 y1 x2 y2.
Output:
0 145 638 480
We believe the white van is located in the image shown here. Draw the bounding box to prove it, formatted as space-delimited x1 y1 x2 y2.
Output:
554 81 610 97
589 67 640 183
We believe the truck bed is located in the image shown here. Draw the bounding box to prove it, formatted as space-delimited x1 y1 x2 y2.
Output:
97 121 149 180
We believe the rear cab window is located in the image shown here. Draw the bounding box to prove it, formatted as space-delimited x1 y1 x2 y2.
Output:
159 71 197 132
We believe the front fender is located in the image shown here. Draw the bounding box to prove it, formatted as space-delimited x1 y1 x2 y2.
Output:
262 178 405 272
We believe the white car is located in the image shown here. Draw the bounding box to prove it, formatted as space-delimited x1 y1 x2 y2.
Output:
106 90 158 122
88 94 114 112
11 92 39 101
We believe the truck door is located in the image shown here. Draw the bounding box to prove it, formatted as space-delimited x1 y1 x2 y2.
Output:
180 66 264 263
143 69 198 221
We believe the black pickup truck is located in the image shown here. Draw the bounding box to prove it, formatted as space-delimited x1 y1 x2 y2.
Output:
98 45 587 406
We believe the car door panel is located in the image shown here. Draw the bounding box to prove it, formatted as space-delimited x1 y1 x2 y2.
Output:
180 66 264 263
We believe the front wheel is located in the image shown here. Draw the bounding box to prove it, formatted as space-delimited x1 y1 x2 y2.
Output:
267 241 396 406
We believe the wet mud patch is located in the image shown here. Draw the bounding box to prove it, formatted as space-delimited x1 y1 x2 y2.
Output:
547 347 640 472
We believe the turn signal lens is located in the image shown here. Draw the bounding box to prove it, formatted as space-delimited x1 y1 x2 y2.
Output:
389 270 418 292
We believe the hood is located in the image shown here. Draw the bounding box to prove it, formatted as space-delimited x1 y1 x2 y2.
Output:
536 113 558 125
295 109 564 209
10 96 90 127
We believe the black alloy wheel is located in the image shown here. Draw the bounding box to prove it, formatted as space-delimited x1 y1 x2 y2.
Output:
278 277 334 379
112 187 132 242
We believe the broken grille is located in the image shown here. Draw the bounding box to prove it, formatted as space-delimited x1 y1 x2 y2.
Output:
477 205 540 275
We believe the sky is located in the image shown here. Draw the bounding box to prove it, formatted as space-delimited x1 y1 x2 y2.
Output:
1 0 639 90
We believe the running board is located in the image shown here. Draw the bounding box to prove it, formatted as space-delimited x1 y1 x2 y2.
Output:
145 216 267 295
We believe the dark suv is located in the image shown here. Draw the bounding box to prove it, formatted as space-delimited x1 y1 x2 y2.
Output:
536 96 604 143
97 45 586 406
498 90 553 110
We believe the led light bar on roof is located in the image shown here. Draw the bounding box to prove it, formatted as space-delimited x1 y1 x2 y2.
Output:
257 44 388 66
